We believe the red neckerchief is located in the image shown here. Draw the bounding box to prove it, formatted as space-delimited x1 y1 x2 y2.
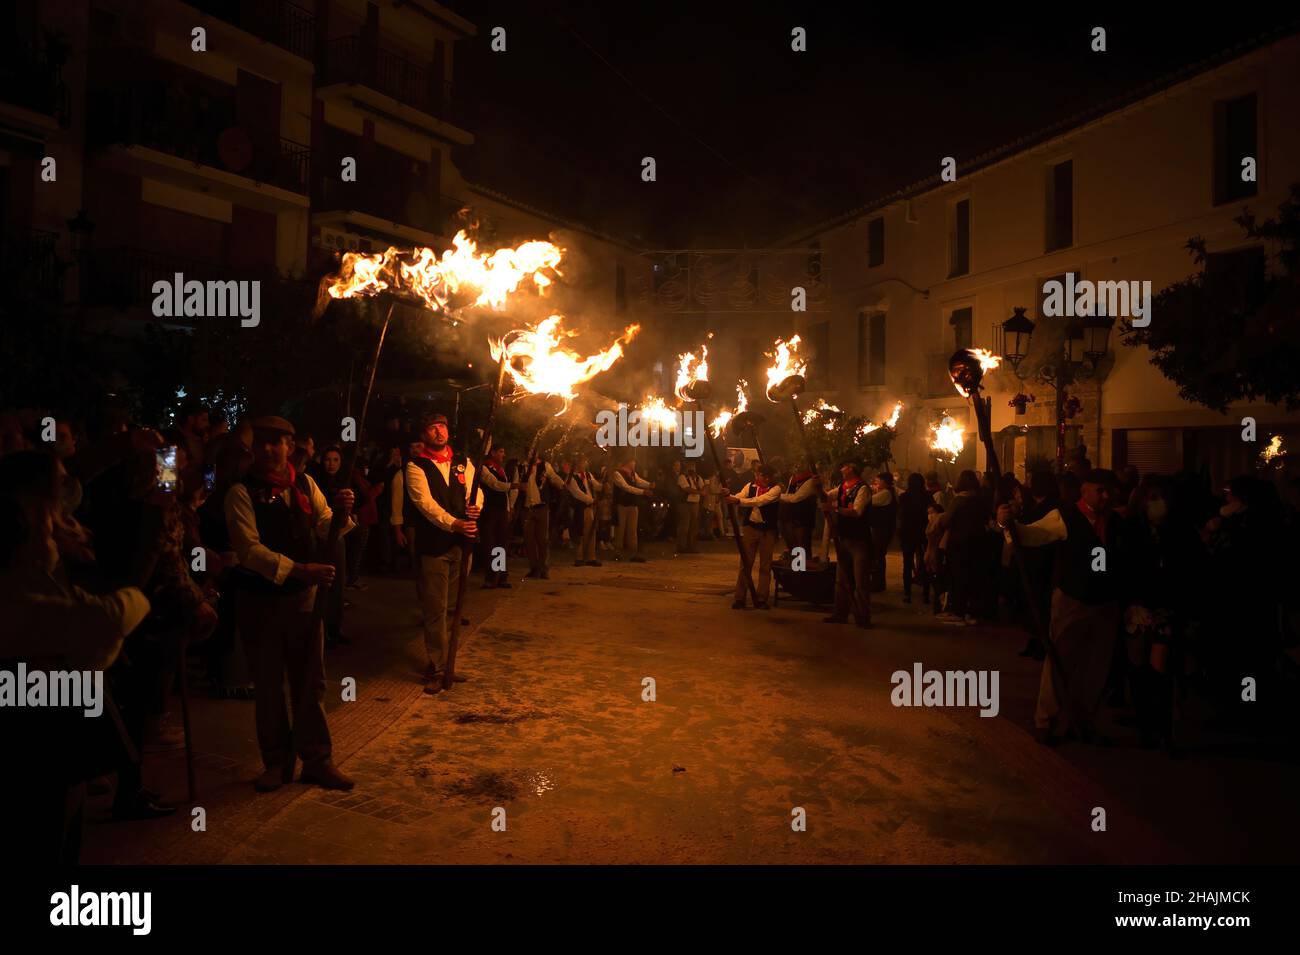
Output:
839 476 862 505
753 478 770 495
255 463 312 514
486 460 505 478
789 469 811 489
1077 499 1107 544
415 445 453 465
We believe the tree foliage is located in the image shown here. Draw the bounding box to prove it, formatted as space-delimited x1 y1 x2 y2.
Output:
1122 183 1300 412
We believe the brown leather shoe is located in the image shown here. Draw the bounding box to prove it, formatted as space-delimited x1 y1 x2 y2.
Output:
300 760 355 791
255 766 285 792
423 679 444 696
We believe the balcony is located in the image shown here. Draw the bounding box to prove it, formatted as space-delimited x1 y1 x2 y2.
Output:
189 0 315 61
88 86 310 210
2 229 61 302
0 38 69 129
319 36 471 143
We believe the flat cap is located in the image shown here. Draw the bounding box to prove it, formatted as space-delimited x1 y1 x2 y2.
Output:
249 415 296 436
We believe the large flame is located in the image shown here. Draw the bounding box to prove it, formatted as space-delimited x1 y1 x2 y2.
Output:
858 401 904 438
708 380 749 438
764 336 807 399
490 315 639 414
674 344 710 402
803 398 842 432
953 348 1004 398
929 414 965 463
326 230 563 313
637 395 680 431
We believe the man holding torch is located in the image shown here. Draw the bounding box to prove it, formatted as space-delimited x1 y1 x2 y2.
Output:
224 416 356 792
728 462 782 609
822 458 873 629
404 412 482 696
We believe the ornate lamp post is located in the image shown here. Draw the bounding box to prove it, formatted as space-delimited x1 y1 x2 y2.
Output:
999 306 1114 474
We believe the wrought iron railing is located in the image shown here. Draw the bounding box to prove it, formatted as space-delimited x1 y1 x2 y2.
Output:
81 248 272 310
322 36 458 124
2 229 61 301
191 0 315 60
0 37 69 120
87 86 310 194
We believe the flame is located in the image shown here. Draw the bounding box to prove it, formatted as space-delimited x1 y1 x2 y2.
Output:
952 348 1004 398
326 230 563 313
929 414 965 463
1260 435 1284 465
803 398 842 431
708 380 749 438
674 344 710 402
637 395 680 431
857 400 904 438
764 336 807 399
490 315 639 414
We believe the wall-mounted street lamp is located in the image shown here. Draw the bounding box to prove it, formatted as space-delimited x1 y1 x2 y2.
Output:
999 306 1115 474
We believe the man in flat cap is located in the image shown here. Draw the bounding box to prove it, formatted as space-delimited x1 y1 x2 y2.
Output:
224 415 356 791
405 411 482 695
823 458 873 628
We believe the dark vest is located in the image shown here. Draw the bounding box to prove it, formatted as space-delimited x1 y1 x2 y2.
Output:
613 469 642 508
571 472 592 512
780 473 818 527
836 482 870 541
529 462 557 508
745 483 779 528
1052 504 1123 605
481 462 508 513
230 472 316 594
407 455 469 557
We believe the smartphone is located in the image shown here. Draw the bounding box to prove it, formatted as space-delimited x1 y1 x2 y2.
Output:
203 465 216 492
156 446 178 492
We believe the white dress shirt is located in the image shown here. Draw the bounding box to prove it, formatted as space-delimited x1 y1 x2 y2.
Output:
568 471 601 505
405 456 483 531
780 476 819 504
225 472 353 586
522 461 567 507
734 481 782 525
611 469 651 499
677 472 703 503
390 468 405 526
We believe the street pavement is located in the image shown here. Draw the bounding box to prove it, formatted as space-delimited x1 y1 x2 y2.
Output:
82 535 1300 864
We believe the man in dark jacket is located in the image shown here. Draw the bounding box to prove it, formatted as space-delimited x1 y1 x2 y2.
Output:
998 469 1124 745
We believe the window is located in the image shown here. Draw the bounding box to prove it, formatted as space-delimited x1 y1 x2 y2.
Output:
806 321 830 388
867 216 884 268
948 198 970 277
857 311 886 386
1046 160 1073 251
807 241 823 281
949 306 973 351
1214 93 1257 205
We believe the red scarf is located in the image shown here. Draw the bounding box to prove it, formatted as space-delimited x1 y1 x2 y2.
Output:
255 463 312 515
839 476 862 505
1077 499 1107 544
486 460 505 478
415 445 453 465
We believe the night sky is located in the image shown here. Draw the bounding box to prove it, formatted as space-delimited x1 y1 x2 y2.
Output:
448 4 1297 247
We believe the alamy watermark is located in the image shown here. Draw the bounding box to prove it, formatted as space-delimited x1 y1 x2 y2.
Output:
891 662 999 718
151 273 260 327
595 403 705 458
1041 272 1151 327
0 664 103 717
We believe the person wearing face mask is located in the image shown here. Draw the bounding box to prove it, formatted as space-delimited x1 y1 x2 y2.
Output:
1121 475 1197 754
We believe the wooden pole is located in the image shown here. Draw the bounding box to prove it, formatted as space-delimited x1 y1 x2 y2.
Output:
443 355 510 689
700 403 761 606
